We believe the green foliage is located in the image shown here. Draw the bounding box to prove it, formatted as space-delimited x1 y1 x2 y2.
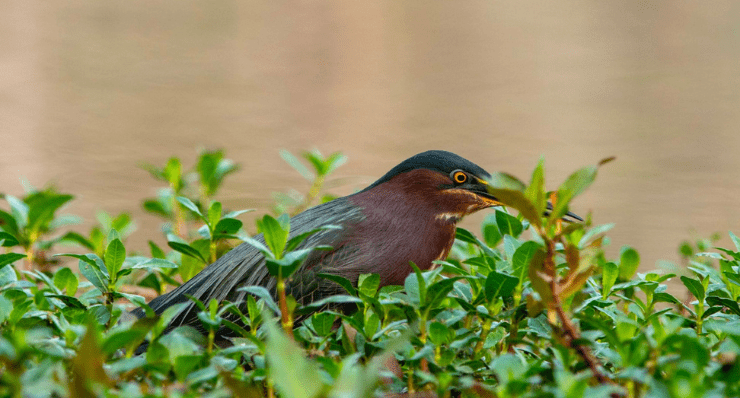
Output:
2 150 740 398
273 149 347 215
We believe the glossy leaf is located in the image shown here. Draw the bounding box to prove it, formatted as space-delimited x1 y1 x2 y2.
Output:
214 218 242 235
176 196 203 219
0 231 19 247
602 261 619 299
618 246 640 280
53 267 78 295
485 271 518 300
104 238 126 280
265 317 324 398
318 273 357 296
512 241 541 283
0 253 25 270
358 273 380 298
257 214 290 259
207 201 222 229
484 187 541 228
168 241 207 263
525 157 547 215
496 210 523 238
549 165 598 221
264 248 311 279
681 276 705 302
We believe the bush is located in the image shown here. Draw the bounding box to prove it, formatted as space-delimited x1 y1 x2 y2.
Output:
1 150 739 398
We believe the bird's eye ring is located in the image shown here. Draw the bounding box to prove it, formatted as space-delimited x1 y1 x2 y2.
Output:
452 171 467 184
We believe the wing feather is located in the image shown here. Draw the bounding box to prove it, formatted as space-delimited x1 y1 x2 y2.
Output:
132 198 364 333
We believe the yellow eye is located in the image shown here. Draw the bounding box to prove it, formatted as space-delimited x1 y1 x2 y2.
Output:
453 171 467 184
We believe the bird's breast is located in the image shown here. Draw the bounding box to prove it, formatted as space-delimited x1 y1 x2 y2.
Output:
347 193 458 287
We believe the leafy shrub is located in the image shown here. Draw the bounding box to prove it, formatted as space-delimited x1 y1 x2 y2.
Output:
1 150 739 398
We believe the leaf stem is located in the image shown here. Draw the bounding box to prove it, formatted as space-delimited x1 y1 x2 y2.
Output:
276 277 294 339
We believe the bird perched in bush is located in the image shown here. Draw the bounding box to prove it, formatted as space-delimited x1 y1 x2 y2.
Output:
132 150 575 336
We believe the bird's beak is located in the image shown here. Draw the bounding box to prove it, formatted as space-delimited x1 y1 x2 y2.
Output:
545 202 583 223
471 176 583 223
467 177 504 207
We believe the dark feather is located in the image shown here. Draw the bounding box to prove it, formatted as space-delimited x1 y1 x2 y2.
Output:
131 197 364 334
362 150 491 192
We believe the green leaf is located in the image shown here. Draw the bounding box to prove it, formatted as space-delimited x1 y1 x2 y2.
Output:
257 214 290 258
730 231 740 252
265 248 311 278
484 187 541 228
78 258 108 292
618 246 640 280
0 253 26 270
168 241 207 263
148 241 166 259
549 165 598 221
578 223 615 248
455 227 497 258
298 295 363 313
26 191 74 234
126 258 179 270
425 277 459 310
5 195 29 228
214 218 242 235
58 231 94 250
496 210 523 238
310 312 336 337
324 152 347 175
71 323 111 391
488 172 526 191
102 328 151 356
46 294 86 309
524 157 547 215
304 151 328 176
485 270 518 301
164 157 182 190
358 273 380 298
238 286 280 316
104 239 126 280
241 236 271 257
0 209 20 237
512 241 541 283
482 214 502 247
428 322 452 345
0 295 12 324
280 149 314 181
143 199 169 217
207 202 222 230
527 248 552 303
53 267 78 295
405 263 426 305
318 273 357 296
0 231 19 247
681 276 705 302
706 296 740 316
285 225 340 253
602 261 619 299
264 315 324 398
176 196 203 219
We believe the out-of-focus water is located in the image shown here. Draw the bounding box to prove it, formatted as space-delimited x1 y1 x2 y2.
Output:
2 1 740 273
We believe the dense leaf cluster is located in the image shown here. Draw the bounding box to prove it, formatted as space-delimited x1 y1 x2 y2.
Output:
1 150 739 398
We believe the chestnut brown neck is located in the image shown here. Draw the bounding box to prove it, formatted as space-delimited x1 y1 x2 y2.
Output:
346 169 465 286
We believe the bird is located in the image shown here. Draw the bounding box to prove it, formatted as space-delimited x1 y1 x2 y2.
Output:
132 150 579 336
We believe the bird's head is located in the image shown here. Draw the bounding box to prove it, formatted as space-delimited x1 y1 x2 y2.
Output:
359 150 502 222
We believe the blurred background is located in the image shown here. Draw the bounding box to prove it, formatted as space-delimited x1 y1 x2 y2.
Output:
2 1 740 272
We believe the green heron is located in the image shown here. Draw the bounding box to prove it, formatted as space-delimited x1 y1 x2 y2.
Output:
133 150 578 334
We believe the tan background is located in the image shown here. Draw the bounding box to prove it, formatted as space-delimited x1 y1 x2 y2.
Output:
2 1 740 271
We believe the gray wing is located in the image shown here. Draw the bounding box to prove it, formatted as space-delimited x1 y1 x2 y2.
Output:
132 197 365 333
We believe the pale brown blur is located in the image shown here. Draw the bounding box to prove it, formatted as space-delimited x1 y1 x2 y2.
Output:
2 1 740 272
